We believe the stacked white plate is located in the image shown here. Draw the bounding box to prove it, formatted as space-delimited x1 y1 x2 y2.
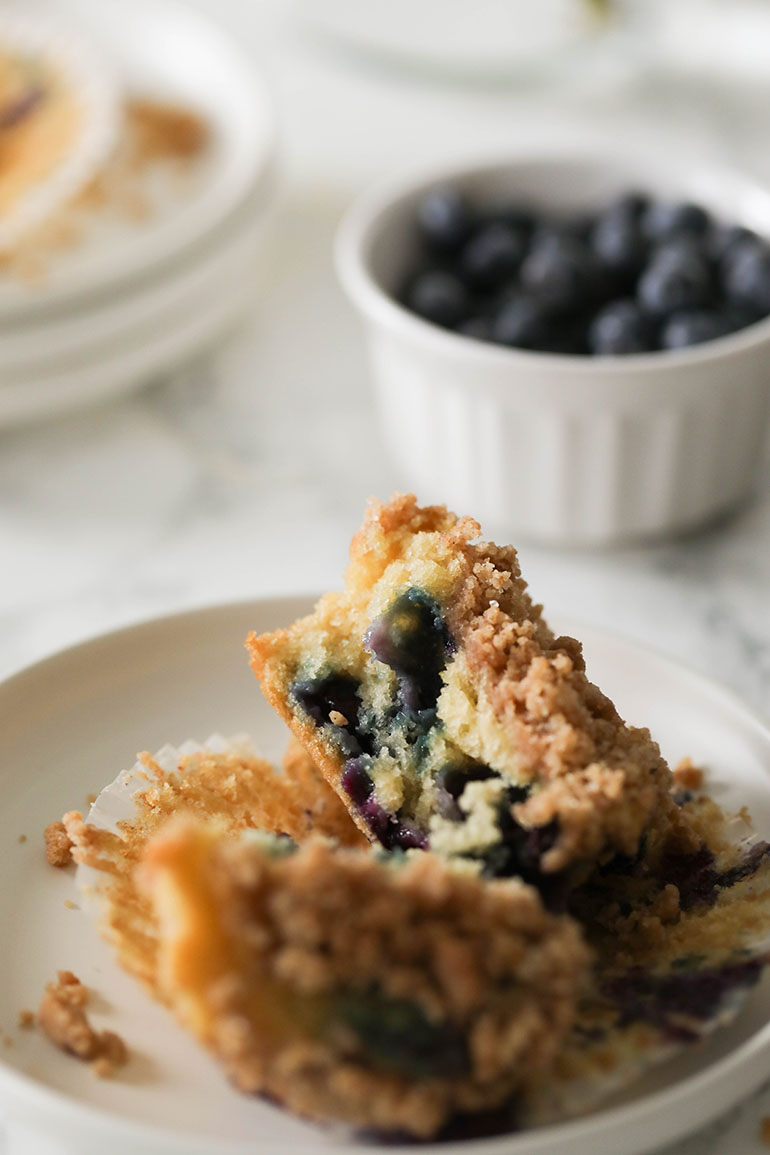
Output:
0 0 276 428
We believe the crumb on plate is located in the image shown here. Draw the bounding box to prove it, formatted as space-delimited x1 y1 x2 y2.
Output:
0 96 210 284
36 971 128 1077
44 820 73 867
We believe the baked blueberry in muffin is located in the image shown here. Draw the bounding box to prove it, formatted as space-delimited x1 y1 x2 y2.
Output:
141 820 588 1138
247 494 678 899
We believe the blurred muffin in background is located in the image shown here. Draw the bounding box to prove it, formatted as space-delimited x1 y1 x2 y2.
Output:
0 8 119 255
0 47 81 223
0 7 211 284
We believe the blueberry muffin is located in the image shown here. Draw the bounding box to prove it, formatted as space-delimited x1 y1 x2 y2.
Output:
247 494 678 900
0 47 80 224
140 820 588 1138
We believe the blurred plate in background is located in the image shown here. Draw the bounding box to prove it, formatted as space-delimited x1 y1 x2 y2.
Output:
0 0 277 425
0 191 275 428
0 0 275 319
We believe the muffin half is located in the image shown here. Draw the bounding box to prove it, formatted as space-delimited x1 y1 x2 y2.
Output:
248 493 677 899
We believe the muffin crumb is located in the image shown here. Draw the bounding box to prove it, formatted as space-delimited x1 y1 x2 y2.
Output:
90 1030 128 1078
761 1116 770 1146
36 971 128 1074
44 821 73 867
673 758 704 791
17 1009 35 1029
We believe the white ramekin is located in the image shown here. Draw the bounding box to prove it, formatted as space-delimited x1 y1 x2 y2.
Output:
336 152 770 546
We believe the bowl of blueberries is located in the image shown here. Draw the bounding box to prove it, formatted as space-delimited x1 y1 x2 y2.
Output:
336 151 770 545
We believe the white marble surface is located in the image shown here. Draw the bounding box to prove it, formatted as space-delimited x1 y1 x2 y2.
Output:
2 1 770 1151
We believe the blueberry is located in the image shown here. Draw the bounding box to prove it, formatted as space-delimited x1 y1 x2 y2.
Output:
601 959 764 1035
641 200 711 243
337 991 469 1079
589 300 654 355
457 315 493 342
519 233 602 314
342 757 374 806
491 295 549 349
723 240 770 315
603 192 649 222
364 588 452 711
483 202 536 235
548 314 592 356
480 790 565 907
342 766 418 849
435 763 496 821
292 674 361 729
542 214 595 242
393 822 429 850
293 674 370 756
718 839 770 891
657 839 770 912
723 302 766 332
365 589 450 677
359 795 428 851
406 271 470 328
436 765 493 799
459 222 526 291
417 187 471 252
591 210 647 280
660 310 731 350
652 235 706 265
359 795 391 841
570 213 598 241
637 244 713 315
708 223 760 265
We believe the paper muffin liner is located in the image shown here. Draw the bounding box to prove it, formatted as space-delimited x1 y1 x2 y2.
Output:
522 949 769 1128
0 6 119 250
66 733 365 993
66 735 281 992
520 804 770 1127
66 741 770 1134
72 735 251 903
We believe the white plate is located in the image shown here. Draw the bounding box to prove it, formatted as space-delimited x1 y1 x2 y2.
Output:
296 0 591 77
0 283 248 428
0 181 276 371
0 0 274 320
1 598 770 1155
0 279 247 428
0 191 275 427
